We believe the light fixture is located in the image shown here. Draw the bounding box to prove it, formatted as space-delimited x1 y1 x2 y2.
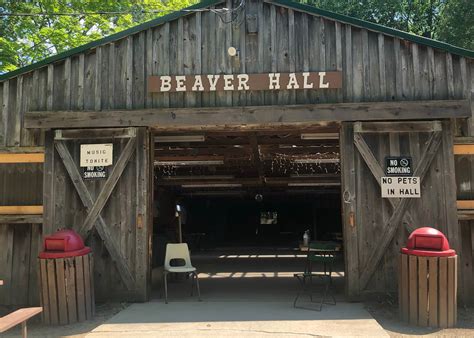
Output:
301 133 339 140
183 191 244 197
155 160 224 166
181 183 242 188
287 182 341 187
290 174 339 178
161 175 235 180
228 46 238 57
155 135 205 143
294 158 340 164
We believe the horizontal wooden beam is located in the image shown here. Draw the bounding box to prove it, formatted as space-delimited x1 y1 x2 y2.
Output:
0 153 44 163
155 155 225 162
25 100 470 129
55 128 136 140
157 177 341 187
454 137 474 144
453 144 474 155
0 147 44 153
354 121 442 133
458 211 474 221
0 215 43 224
0 206 43 215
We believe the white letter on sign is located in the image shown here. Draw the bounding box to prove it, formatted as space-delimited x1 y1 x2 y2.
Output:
223 75 235 90
268 73 281 89
175 76 186 92
237 74 249 90
192 75 204 91
287 73 300 89
319 72 329 88
207 75 220 91
303 72 314 89
160 76 172 92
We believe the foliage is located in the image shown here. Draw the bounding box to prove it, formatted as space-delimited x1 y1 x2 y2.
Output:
0 0 472 73
300 0 473 49
0 0 196 73
436 0 474 50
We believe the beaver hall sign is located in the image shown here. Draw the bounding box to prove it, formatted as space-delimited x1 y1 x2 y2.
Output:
148 72 342 93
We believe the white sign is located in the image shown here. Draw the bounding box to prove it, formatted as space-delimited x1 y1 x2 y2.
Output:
80 144 113 167
381 176 421 198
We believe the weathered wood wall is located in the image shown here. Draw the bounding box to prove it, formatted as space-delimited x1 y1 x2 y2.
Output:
455 153 474 305
0 223 42 306
0 0 473 148
0 163 43 306
42 128 151 302
341 121 459 297
460 220 474 305
0 163 43 205
456 156 474 200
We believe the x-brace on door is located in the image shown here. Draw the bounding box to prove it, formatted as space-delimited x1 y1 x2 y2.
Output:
43 127 152 302
340 121 459 298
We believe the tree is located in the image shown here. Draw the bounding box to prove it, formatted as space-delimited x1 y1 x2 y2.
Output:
1 0 472 74
436 0 474 50
299 0 473 49
0 0 196 73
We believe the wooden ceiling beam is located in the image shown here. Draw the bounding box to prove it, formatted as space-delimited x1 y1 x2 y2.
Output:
156 175 341 187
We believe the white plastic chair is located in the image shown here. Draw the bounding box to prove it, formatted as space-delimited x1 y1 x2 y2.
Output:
163 243 201 303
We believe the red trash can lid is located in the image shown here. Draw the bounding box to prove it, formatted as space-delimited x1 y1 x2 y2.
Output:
401 227 455 257
39 229 91 259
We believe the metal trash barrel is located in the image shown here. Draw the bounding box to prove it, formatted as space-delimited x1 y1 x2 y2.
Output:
399 227 457 328
38 229 95 325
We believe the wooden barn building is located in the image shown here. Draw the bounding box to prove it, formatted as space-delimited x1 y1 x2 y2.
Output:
0 0 473 307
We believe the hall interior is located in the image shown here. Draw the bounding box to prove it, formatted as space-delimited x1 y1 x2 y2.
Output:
151 123 345 301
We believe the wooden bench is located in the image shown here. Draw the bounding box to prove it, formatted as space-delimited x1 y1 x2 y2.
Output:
0 280 42 338
0 307 43 338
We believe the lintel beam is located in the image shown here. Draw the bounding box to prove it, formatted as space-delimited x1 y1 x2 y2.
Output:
25 100 470 129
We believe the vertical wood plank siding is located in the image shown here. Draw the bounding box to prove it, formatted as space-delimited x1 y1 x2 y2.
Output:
0 3 471 142
0 223 42 306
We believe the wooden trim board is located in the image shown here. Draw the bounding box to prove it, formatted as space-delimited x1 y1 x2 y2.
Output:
457 200 474 210
0 153 44 163
453 144 474 155
0 206 43 215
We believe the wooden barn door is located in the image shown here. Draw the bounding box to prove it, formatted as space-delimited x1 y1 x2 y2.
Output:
43 127 152 302
340 121 459 299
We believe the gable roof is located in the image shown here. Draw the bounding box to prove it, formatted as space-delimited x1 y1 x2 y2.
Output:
1 0 473 81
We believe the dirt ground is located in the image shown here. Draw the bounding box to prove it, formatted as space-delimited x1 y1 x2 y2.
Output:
365 297 474 337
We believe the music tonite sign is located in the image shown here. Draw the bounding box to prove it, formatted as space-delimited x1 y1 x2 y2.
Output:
147 72 342 93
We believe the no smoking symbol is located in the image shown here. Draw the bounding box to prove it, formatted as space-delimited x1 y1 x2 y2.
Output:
400 159 409 167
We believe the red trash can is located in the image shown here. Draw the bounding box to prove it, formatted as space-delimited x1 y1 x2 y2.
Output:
38 229 95 325
399 227 457 328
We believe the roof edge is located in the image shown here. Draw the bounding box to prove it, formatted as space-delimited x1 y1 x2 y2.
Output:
271 0 474 59
0 0 223 81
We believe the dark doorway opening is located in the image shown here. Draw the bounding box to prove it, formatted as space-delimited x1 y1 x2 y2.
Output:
151 125 345 301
